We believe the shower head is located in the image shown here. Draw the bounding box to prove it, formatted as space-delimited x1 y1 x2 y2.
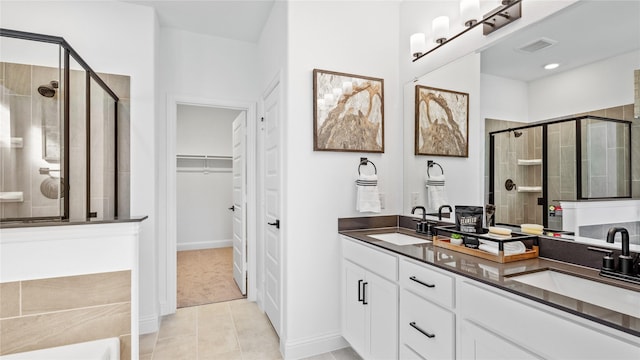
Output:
37 80 58 98
513 130 523 138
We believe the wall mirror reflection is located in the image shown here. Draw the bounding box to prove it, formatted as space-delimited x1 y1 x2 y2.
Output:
403 1 639 247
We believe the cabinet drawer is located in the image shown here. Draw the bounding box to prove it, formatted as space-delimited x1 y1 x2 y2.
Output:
400 289 455 360
342 236 397 281
400 258 454 308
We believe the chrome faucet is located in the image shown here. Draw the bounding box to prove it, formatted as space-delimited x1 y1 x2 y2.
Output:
438 205 452 220
606 227 633 275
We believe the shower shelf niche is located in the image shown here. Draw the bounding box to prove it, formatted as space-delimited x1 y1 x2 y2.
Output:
517 186 542 193
517 159 542 166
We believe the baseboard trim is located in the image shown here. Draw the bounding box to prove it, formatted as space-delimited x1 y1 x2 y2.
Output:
282 331 348 360
139 313 160 335
177 239 232 251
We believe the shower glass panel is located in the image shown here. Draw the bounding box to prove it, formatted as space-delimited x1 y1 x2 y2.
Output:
546 121 576 230
581 118 631 198
1 28 123 223
89 76 116 219
0 36 63 220
67 55 87 220
492 128 543 225
489 115 632 229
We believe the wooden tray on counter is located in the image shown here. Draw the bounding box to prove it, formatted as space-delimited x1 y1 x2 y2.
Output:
432 225 539 263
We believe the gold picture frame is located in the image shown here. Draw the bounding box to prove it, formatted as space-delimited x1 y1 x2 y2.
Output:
415 85 469 157
313 69 384 152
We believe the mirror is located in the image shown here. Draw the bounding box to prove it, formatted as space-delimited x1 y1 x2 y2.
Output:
403 1 639 242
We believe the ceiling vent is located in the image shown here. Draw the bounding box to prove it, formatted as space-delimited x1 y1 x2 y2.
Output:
518 38 557 53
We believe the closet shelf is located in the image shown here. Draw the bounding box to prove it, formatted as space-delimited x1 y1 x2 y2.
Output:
177 167 231 174
176 154 232 160
176 154 232 173
517 159 542 166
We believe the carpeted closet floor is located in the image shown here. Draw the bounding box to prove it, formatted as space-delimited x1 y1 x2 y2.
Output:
177 247 244 308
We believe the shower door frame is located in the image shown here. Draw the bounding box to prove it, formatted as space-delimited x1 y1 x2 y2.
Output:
489 115 633 229
0 28 120 221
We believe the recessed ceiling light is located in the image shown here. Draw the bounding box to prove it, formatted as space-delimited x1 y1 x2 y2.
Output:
544 63 560 70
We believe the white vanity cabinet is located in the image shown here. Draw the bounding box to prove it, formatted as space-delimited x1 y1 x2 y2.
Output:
457 279 640 359
399 258 456 359
341 234 640 360
342 237 398 360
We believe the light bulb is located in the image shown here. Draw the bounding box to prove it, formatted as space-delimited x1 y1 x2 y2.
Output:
460 0 480 27
410 33 426 58
432 16 450 44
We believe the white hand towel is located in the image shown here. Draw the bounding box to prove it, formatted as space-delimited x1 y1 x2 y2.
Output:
426 174 448 211
356 174 381 213
478 240 526 255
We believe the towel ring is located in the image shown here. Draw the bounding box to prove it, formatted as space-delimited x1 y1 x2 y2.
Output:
427 160 443 177
358 158 377 175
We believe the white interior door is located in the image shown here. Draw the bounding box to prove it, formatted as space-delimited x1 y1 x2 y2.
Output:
232 111 247 295
263 82 282 336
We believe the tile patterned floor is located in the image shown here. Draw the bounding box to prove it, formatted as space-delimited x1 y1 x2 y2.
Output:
139 299 361 360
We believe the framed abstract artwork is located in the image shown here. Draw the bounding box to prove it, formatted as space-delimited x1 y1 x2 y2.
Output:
415 85 469 157
313 69 384 152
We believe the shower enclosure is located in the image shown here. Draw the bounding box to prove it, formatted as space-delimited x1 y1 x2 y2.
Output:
0 29 127 222
489 115 632 229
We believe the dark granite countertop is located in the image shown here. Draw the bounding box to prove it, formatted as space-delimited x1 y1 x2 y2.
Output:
0 216 148 229
339 216 640 338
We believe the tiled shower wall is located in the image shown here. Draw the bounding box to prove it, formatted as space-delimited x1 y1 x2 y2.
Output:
1 62 61 218
0 271 132 359
0 62 130 219
485 103 639 229
576 104 640 199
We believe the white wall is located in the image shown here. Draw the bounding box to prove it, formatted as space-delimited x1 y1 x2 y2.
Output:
403 53 483 214
176 105 237 156
481 73 529 123
1 0 160 333
528 50 639 121
284 1 401 357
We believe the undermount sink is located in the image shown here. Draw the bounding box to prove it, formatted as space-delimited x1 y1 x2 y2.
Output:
509 269 640 318
368 232 431 246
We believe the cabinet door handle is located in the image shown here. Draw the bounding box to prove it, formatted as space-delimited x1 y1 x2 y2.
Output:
362 282 368 305
409 322 435 338
409 276 435 288
358 279 364 302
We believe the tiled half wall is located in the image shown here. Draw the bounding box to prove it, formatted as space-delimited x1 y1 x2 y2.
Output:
0 270 131 359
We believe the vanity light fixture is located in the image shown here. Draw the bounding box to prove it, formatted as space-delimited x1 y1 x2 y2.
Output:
544 63 560 70
412 0 523 62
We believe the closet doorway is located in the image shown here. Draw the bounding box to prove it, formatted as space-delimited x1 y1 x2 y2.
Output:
175 104 246 308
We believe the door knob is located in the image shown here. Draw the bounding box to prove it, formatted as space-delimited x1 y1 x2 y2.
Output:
228 205 235 211
267 219 280 229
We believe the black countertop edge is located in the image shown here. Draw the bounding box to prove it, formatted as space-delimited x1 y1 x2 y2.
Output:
339 227 640 338
0 216 149 229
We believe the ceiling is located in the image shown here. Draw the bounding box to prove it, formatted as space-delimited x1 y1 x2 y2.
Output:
123 0 275 43
481 0 640 82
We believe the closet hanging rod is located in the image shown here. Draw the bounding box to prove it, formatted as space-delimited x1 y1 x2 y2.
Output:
176 154 232 160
